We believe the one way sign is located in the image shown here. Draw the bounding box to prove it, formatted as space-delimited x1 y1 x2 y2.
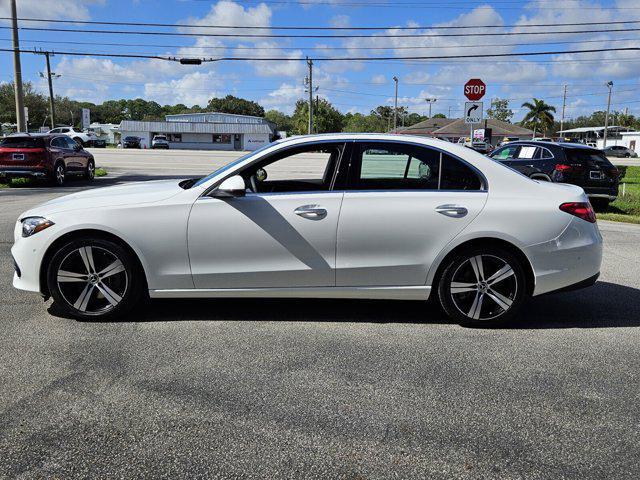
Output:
464 101 483 124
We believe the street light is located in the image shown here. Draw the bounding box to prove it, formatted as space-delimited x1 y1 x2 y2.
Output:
393 76 398 132
425 98 437 118
603 81 613 148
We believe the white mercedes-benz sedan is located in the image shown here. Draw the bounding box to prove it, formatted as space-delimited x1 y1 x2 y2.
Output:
12 134 602 326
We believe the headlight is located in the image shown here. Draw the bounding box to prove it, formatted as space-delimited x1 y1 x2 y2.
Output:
21 217 55 237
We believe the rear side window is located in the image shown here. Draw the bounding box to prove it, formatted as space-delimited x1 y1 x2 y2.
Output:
565 149 611 166
51 137 67 148
0 137 45 148
350 142 482 191
491 145 520 159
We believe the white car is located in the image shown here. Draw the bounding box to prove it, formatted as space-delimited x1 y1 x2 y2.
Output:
11 134 603 326
151 134 170 149
48 127 99 147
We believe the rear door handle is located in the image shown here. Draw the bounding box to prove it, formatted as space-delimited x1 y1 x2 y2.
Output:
294 204 327 220
435 204 468 218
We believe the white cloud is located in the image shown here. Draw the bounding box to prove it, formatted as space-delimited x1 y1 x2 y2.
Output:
371 74 387 85
330 15 350 28
260 83 305 113
144 71 223 107
0 0 103 24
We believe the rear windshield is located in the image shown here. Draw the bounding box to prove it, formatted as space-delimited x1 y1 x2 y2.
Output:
0 137 46 148
124 137 137 141
565 149 611 166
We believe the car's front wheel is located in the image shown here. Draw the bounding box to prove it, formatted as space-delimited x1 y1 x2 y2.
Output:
52 162 66 186
437 247 527 327
85 159 95 180
47 237 144 320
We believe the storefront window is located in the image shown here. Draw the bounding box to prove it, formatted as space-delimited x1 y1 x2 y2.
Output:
169 134 182 142
213 134 231 144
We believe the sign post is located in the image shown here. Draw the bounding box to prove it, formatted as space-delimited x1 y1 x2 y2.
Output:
82 108 90 130
464 78 486 142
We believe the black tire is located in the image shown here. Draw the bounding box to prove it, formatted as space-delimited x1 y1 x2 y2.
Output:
51 162 66 186
85 159 95 180
624 153 630 158
437 247 527 327
46 237 144 321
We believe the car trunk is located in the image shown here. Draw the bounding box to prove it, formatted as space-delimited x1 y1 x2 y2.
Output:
557 148 619 189
0 137 48 167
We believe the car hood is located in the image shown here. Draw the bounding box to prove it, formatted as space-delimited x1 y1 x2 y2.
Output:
21 179 185 218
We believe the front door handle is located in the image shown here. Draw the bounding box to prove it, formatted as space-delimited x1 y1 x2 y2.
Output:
294 205 327 220
436 204 468 218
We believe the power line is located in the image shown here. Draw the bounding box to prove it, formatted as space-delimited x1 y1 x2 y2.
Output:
4 45 640 62
5 35 640 52
4 25 640 39
6 16 640 30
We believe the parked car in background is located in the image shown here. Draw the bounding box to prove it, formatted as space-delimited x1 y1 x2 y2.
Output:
152 135 170 149
532 137 553 142
48 126 99 147
122 136 142 149
489 141 620 207
0 133 95 186
602 145 638 158
12 134 602 327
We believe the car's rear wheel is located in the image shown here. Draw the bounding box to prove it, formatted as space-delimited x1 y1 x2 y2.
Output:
47 238 143 321
438 247 527 327
590 198 610 209
52 163 66 186
85 159 95 180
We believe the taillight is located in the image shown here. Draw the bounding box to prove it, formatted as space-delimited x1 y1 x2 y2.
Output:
559 202 597 223
555 163 584 173
607 167 620 178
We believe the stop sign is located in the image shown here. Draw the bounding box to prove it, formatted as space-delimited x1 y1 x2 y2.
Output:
464 78 486 101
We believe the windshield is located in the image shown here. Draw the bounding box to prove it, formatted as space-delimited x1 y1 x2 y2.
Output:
192 142 276 188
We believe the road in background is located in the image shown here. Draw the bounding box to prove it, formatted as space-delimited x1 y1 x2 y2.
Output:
1 150 640 478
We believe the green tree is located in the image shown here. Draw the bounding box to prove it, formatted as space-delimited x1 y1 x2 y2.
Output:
206 95 265 117
487 98 514 123
0 82 49 129
291 99 343 135
521 98 556 136
265 109 293 133
432 113 447 119
343 112 386 132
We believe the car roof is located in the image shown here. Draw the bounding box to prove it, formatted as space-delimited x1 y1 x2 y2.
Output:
6 133 53 138
501 140 599 151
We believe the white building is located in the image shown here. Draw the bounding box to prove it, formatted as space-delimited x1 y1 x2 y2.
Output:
557 126 634 149
619 131 640 154
118 112 275 151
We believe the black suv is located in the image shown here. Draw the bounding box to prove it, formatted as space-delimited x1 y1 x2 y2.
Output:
489 141 620 207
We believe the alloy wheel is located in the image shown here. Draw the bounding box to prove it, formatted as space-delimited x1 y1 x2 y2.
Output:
87 162 95 179
55 165 65 185
449 254 518 321
56 245 128 315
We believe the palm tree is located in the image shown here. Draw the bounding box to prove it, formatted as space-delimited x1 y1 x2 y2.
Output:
521 98 556 137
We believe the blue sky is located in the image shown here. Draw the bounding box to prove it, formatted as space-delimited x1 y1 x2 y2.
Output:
1 0 639 121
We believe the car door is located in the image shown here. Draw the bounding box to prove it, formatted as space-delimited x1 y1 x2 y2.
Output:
187 142 348 289
61 137 86 172
336 141 488 287
49 136 72 169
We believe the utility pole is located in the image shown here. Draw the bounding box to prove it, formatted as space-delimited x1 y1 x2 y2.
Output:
560 84 567 138
425 98 436 118
10 0 26 132
306 57 313 135
41 51 57 129
393 76 398 132
603 81 613 148
448 106 453 118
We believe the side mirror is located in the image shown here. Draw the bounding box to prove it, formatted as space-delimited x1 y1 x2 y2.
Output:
211 175 246 198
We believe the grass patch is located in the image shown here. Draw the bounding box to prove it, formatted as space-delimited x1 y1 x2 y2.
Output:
596 166 640 224
0 177 34 188
95 167 108 177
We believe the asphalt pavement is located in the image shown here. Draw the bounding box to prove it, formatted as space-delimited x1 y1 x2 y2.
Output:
1 153 640 479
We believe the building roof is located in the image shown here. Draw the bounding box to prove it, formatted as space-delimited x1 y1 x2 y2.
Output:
119 120 274 135
430 118 534 137
558 126 631 134
393 117 456 134
165 112 270 125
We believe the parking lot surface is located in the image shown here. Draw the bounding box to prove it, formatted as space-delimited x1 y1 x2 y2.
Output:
1 152 640 479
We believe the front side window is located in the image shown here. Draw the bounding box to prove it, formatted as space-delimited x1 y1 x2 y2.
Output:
241 143 344 194
491 145 520 160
